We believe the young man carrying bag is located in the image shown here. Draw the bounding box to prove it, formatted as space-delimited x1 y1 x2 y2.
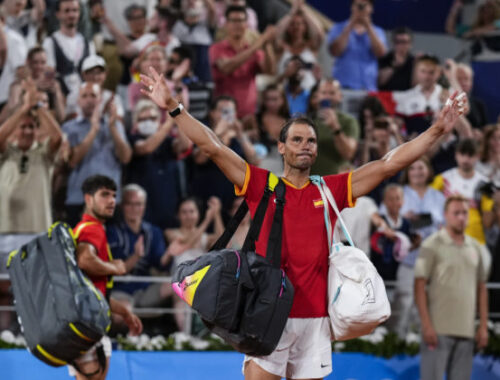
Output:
140 66 467 380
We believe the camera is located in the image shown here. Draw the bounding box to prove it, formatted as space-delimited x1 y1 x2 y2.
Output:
319 99 332 109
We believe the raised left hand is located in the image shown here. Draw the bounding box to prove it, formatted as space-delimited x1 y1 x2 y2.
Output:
435 91 468 134
140 67 174 110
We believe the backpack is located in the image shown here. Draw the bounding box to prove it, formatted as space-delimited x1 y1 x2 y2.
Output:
172 173 294 356
6 222 111 376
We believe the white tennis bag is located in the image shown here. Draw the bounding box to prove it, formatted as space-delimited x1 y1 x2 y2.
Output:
311 176 391 341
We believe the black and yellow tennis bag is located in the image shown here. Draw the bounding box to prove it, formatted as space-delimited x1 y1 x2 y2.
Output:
172 173 295 356
6 222 111 371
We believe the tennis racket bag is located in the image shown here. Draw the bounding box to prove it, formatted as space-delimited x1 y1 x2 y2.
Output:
6 222 111 371
172 173 294 356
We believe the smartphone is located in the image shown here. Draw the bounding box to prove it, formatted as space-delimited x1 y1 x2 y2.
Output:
303 62 314 70
410 213 433 230
221 107 235 123
44 71 55 81
319 99 332 109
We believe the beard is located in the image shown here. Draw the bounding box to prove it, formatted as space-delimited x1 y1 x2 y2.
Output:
92 206 114 221
449 224 466 235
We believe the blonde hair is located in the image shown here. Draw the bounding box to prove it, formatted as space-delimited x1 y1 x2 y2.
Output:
132 99 160 125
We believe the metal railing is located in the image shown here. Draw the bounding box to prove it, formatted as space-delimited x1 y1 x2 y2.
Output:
1 274 500 318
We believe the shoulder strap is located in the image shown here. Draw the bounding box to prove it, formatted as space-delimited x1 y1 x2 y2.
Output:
310 175 355 248
73 221 98 239
209 172 282 255
264 179 285 268
241 172 281 254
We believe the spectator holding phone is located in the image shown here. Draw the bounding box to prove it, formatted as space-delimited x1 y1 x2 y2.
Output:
275 0 324 92
387 157 445 338
328 0 387 90
360 116 403 204
310 78 360 175
280 55 312 115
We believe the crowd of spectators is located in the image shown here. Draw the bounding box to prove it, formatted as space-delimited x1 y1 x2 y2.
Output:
0 0 499 341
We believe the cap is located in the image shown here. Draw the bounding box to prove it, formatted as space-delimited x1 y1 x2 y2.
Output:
81 55 106 73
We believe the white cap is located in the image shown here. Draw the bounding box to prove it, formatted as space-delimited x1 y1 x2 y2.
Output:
81 55 106 73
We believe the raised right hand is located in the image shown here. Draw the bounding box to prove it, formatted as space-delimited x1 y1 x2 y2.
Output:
140 66 174 110
134 235 145 258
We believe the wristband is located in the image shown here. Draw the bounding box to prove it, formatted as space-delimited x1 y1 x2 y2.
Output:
168 103 184 118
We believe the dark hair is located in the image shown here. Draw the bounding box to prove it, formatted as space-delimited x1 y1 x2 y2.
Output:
57 0 79 11
225 5 247 20
125 4 146 20
416 54 441 66
456 138 478 156
260 84 290 119
27 46 46 62
392 26 412 40
400 156 434 185
480 124 500 163
210 95 237 111
351 0 374 4
358 95 387 136
81 175 117 196
176 196 202 214
306 82 320 116
279 116 317 143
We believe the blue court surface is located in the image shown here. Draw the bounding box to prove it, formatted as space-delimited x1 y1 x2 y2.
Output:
2 350 500 379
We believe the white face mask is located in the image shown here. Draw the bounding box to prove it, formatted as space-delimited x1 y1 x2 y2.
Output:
137 120 159 136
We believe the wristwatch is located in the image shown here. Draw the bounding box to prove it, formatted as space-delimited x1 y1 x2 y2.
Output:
168 103 184 118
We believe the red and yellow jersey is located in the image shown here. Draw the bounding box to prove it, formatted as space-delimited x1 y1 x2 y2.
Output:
236 164 355 318
74 214 113 297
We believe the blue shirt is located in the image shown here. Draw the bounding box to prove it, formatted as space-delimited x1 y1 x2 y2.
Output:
107 220 167 294
400 185 445 267
63 117 127 205
127 133 180 229
286 87 310 116
328 21 387 90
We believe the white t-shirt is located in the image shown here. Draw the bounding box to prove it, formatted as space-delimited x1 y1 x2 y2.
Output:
0 27 27 104
42 31 96 69
334 196 378 254
42 31 96 115
438 167 487 202
5 9 38 48
393 84 443 116
131 33 157 52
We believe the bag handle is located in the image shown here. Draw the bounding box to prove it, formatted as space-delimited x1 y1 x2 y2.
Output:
310 175 355 248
